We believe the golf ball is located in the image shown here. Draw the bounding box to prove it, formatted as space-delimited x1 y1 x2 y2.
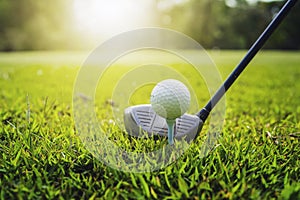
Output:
150 79 190 120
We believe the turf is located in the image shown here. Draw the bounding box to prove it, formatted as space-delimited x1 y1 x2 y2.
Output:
0 51 299 199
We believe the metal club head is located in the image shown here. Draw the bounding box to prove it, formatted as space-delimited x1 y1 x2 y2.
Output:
124 104 203 141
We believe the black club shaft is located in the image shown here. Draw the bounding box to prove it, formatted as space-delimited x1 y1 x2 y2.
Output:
197 0 298 121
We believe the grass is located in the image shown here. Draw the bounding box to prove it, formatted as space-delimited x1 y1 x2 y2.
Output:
0 50 299 199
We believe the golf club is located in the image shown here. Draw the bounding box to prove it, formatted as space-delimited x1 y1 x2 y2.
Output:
124 0 298 141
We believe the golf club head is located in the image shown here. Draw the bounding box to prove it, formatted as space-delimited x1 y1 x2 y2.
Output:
124 104 203 141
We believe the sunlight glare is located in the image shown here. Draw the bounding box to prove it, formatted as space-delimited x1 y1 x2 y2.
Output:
73 0 155 41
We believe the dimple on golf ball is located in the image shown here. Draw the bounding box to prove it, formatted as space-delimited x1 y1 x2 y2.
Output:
150 79 190 120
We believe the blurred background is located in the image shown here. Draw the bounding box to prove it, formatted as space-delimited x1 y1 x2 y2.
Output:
0 0 299 51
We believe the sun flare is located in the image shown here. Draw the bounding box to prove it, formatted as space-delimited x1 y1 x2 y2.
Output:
73 0 155 41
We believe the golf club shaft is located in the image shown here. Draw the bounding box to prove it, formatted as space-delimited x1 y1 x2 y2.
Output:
197 0 298 121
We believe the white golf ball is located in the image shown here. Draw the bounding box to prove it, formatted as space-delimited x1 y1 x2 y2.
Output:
150 79 190 120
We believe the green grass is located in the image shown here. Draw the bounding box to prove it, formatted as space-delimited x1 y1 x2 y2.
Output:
0 51 299 199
